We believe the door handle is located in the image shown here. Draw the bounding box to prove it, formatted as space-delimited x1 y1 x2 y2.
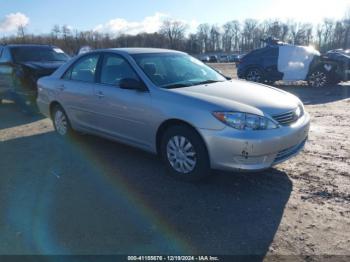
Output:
96 91 105 98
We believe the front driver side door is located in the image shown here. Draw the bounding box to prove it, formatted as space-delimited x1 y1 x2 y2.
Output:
92 53 153 150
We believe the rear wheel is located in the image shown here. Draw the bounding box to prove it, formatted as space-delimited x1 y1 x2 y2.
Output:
160 125 210 181
264 80 275 86
245 68 264 83
307 70 329 88
52 105 74 137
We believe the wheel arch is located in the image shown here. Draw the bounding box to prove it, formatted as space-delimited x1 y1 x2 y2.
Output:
155 118 209 158
49 101 65 119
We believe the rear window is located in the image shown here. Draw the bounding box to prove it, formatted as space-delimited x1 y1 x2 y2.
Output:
10 46 70 63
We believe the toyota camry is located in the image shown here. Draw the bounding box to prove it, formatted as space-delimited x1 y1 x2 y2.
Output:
37 48 310 180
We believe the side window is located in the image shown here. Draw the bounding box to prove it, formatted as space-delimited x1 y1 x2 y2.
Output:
262 47 278 57
65 54 99 82
136 57 167 85
0 47 12 63
100 54 139 85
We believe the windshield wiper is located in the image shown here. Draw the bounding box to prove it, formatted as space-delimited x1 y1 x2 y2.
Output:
193 80 224 85
161 83 193 89
161 80 224 89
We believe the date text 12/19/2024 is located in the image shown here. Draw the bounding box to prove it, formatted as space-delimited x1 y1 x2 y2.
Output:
127 256 220 261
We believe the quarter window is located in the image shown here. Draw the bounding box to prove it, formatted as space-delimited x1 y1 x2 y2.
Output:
100 54 139 85
65 54 99 82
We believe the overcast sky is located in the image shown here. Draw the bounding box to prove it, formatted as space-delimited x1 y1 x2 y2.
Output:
0 0 349 36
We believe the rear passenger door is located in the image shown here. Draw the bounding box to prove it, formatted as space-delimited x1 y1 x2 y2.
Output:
58 53 101 130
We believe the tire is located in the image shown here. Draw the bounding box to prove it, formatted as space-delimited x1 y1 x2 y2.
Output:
52 104 74 137
307 70 329 88
245 68 264 83
160 125 211 181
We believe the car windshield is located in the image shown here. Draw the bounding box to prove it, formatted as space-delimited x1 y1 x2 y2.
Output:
11 46 70 63
132 53 226 89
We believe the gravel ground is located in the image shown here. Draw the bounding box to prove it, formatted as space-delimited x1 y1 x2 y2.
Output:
0 64 349 260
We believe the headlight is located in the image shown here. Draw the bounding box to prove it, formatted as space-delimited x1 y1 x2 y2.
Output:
213 112 278 130
295 104 304 118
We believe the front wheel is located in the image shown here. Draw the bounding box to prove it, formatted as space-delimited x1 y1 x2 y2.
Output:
160 125 210 181
307 70 329 88
245 68 264 83
52 105 74 137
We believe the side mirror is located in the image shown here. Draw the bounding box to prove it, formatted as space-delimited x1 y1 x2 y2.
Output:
119 78 147 91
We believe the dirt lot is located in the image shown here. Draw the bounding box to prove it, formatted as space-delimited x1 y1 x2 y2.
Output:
0 64 349 260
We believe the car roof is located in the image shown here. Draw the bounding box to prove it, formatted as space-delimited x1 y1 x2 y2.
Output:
97 48 185 55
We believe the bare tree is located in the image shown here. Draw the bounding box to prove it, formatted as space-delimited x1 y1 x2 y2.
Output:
3 9 350 56
316 24 323 49
209 25 221 52
242 19 258 51
343 9 350 49
160 19 187 49
17 25 26 43
222 21 240 52
197 23 210 53
51 25 60 38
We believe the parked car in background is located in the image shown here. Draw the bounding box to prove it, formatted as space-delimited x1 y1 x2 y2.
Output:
209 55 218 63
230 54 245 63
77 45 93 55
37 48 310 181
199 55 210 63
321 49 350 84
0 44 70 112
228 54 239 62
219 55 229 63
237 38 349 87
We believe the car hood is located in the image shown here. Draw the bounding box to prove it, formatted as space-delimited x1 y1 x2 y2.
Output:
323 50 350 63
20 61 66 70
169 80 300 116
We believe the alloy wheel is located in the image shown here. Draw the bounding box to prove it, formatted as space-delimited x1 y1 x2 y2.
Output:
166 135 197 174
246 69 262 82
54 110 68 136
308 71 327 87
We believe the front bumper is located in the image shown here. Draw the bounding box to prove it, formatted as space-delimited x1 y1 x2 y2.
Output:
199 112 310 171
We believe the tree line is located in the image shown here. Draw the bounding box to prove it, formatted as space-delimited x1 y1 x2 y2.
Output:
2 14 350 56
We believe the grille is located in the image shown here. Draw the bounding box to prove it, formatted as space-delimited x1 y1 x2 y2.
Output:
272 109 299 126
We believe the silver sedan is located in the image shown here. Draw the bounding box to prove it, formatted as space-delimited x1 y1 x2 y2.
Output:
37 48 310 180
